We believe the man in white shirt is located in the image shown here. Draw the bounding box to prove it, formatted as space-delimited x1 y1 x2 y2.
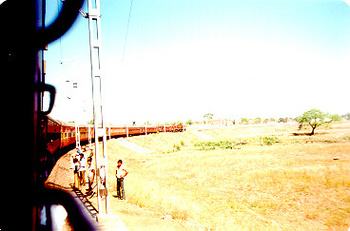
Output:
86 157 95 193
115 159 128 200
79 153 86 186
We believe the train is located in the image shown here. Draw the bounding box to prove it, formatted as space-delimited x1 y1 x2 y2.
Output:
40 116 185 156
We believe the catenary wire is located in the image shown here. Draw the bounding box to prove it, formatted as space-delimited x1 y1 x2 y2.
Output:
121 0 134 62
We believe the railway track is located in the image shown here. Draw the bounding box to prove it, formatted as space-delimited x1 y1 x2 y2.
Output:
71 187 99 222
71 187 130 230
46 157 129 229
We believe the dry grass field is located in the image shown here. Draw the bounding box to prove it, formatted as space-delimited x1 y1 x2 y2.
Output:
106 121 350 230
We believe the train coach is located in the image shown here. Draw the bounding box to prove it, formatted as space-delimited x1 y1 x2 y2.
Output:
41 116 185 156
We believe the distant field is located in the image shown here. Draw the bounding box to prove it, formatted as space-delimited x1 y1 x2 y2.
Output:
106 121 350 230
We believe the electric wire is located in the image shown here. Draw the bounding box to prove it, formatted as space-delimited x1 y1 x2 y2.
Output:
121 0 134 62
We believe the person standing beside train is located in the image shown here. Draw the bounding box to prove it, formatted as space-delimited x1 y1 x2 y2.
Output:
86 157 95 193
79 152 86 186
115 159 128 200
72 153 81 189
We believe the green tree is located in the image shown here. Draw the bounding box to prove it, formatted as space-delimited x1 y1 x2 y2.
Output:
254 117 261 124
278 117 287 123
296 109 329 135
343 113 350 120
186 119 193 125
330 114 342 122
203 113 214 120
203 113 214 124
241 117 249 125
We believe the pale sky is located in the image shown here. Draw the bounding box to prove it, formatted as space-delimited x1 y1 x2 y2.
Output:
45 0 350 125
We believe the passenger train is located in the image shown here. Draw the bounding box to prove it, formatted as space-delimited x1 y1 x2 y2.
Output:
41 116 185 156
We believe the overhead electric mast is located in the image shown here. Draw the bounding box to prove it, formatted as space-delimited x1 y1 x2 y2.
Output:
86 0 109 214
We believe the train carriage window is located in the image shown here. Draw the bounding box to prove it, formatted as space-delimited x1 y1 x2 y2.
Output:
47 132 61 141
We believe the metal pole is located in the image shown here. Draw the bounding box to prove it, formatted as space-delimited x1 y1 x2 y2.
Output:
88 124 91 147
87 0 109 214
75 122 81 149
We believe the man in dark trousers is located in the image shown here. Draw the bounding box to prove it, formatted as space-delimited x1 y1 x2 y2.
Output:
115 159 129 200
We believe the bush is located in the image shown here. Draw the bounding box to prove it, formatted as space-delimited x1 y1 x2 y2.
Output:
194 140 240 150
241 117 249 125
261 136 280 146
254 117 262 124
174 144 181 151
343 136 350 141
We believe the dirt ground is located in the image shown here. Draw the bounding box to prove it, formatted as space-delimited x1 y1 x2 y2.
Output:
46 121 350 230
109 199 190 230
106 121 350 230
45 148 192 230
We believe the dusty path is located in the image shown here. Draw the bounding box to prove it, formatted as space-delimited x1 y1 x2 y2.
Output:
116 138 153 154
190 130 214 140
46 148 191 230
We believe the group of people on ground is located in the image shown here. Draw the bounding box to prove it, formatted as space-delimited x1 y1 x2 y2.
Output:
71 146 128 200
71 147 95 195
